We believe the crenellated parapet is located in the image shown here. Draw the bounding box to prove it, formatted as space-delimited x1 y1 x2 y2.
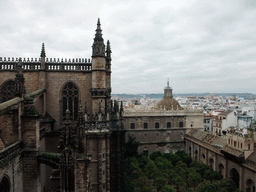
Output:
0 57 92 72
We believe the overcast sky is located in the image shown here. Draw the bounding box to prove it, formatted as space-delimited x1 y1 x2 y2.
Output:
1 0 256 94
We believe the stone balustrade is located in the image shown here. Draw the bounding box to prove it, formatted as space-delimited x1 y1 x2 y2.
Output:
0 57 92 72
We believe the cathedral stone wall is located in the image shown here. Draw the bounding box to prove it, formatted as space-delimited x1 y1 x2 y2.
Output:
45 71 92 129
0 70 93 130
0 112 19 147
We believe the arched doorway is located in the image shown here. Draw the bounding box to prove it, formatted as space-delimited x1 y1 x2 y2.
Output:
219 164 224 179
246 179 255 192
230 168 239 189
0 175 10 192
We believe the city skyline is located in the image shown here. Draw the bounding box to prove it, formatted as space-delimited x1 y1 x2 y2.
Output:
1 0 256 94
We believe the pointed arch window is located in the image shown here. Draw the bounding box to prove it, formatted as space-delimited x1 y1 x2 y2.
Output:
62 82 79 120
1 80 15 103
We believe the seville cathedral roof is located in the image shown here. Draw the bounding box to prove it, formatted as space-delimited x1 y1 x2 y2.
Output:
155 80 183 110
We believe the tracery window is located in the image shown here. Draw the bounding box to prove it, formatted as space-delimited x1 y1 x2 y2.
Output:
1 80 15 103
62 82 79 120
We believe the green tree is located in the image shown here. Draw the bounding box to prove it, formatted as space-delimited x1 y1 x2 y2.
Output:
125 135 139 158
197 181 219 192
145 159 159 180
154 174 168 192
138 154 150 170
164 152 181 166
172 175 185 190
188 170 202 190
160 185 177 192
133 175 154 192
150 151 163 161
204 169 221 183
190 161 209 177
175 150 192 166
218 178 238 192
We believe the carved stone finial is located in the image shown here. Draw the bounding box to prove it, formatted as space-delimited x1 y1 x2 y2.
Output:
106 40 111 60
14 58 26 97
92 18 105 57
40 43 46 57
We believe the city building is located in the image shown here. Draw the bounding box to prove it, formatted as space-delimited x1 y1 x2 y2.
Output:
185 127 256 192
124 81 204 154
204 115 213 132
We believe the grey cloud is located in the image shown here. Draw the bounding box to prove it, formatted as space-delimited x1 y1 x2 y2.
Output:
1 0 256 94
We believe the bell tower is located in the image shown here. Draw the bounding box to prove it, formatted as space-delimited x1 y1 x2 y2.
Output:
91 18 111 114
164 78 173 99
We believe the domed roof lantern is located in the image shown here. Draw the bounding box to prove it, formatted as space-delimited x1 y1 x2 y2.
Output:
164 78 173 99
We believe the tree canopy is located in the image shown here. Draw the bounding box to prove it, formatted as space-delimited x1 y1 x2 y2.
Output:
124 149 239 192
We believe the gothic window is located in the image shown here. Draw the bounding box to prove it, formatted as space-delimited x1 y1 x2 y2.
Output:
143 123 148 129
179 122 183 127
167 122 171 128
130 123 135 129
62 82 79 120
155 122 159 129
1 80 15 103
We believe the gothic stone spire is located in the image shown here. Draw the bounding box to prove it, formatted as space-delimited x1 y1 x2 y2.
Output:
92 18 105 57
106 40 112 61
40 43 46 57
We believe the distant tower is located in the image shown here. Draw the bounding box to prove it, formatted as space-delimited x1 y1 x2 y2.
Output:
164 78 173 99
91 18 111 114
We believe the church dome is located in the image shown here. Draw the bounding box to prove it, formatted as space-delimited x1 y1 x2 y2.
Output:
155 79 183 110
156 97 182 110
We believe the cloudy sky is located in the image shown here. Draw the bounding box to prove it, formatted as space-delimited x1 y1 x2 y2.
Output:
1 0 256 94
